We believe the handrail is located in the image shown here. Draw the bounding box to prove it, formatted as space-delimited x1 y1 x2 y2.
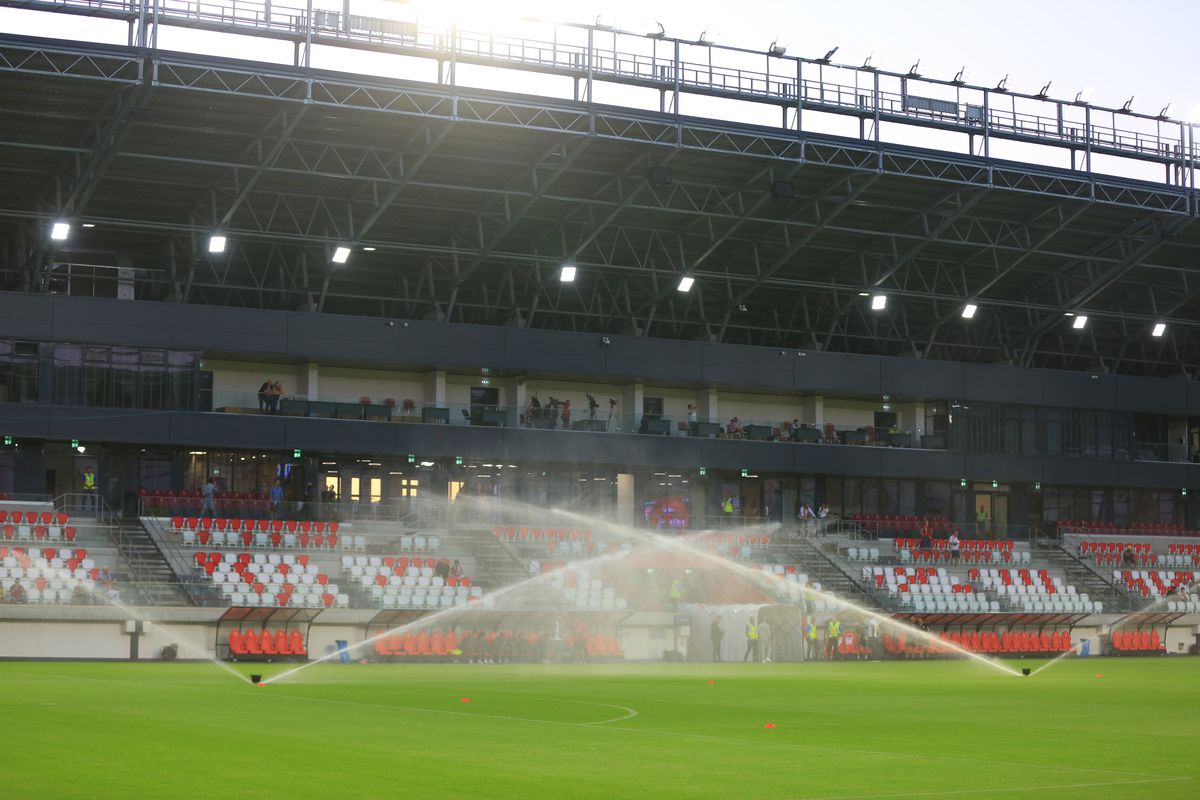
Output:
6 0 1197 185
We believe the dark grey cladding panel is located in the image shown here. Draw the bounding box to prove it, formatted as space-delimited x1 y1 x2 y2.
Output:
603 336 702 383
48 407 172 443
878 447 962 480
0 403 52 438
962 453 1044 483
1039 458 1119 486
701 343 796 389
395 321 507 368
503 328 607 375
1187 381 1200 416
699 438 796 471
287 313 402 364
1113 376 1187 415
169 412 289 450
1114 460 1195 489
961 363 1042 405
881 357 964 399
282 417 400 455
792 350 883 395
0 294 54 340
53 295 290 352
596 432 701 468
1042 370 1118 411
795 443 883 475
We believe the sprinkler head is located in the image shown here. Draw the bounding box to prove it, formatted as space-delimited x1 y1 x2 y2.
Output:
1021 668 1031 677
249 674 263 685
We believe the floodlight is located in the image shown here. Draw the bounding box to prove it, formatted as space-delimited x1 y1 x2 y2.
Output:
50 221 70 241
208 234 227 254
1121 96 1135 113
1035 81 1052 99
677 275 695 293
817 47 839 64
907 60 921 78
961 303 978 319
768 40 786 57
332 246 352 264
871 294 887 311
1072 315 1088 330
951 67 967 85
647 21 665 39
363 246 377 252
560 264 577 283
1158 103 1173 120
1152 322 1166 337
994 75 1009 92
81 223 96 229
857 291 870 297
861 53 877 71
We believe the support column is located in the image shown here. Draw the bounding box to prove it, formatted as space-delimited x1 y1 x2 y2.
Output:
622 382 644 430
424 370 446 406
507 377 527 427
697 388 719 424
298 362 320 400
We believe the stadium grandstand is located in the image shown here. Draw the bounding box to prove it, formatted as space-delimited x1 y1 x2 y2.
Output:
0 1 1198 797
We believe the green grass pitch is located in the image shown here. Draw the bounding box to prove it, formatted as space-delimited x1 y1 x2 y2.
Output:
3 657 1197 799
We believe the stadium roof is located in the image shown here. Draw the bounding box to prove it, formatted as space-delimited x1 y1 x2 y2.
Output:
1 2 1199 378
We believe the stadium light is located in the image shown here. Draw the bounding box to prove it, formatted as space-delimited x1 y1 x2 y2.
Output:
332 246 352 264
951 66 967 85
50 221 70 241
871 294 887 311
1152 322 1166 337
906 60 921 78
207 234 227 254
677 275 695 293
768 40 786 57
816 46 839 64
1072 315 1088 330
1035 82 1052 99
961 303 978 319
994 74 1009 92
560 264 577 283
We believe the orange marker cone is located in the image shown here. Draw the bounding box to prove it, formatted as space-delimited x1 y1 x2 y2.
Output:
763 723 776 729
460 697 472 703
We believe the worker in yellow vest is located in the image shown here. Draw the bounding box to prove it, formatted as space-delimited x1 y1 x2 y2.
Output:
668 577 684 611
743 617 760 662
805 620 820 661
81 465 97 512
825 618 842 661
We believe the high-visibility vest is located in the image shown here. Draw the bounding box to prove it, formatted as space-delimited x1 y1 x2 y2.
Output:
746 622 759 640
83 471 96 490
807 625 818 640
723 498 734 513
669 579 683 599
827 620 841 637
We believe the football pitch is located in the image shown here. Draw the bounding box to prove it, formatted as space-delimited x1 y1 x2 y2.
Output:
4 657 1196 799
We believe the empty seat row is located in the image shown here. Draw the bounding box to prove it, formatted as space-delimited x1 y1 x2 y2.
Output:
227 628 308 659
899 548 1024 564
1109 629 1163 654
894 537 1015 552
1 524 78 543
943 629 1073 654
492 527 593 542
171 517 340 534
0 510 69 525
182 528 359 551
902 595 994 613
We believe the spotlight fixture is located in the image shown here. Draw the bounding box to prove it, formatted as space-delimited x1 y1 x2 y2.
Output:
906 60 921 78
861 53 877 71
817 46 838 64
1071 315 1088 330
207 234 227 254
362 246 377 252
677 275 695 293
560 264 577 283
1152 322 1166 337
1121 96 1135 113
697 29 711 45
768 39 786 57
871 294 887 311
857 291 870 297
331 246 352 264
50 221 70 241
81 223 96 229
1035 81 1052 99
1157 103 1173 120
951 66 967 85
647 21 665 39
961 303 978 319
994 74 1009 92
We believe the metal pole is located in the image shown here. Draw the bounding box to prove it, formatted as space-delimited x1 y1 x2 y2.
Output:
303 0 312 68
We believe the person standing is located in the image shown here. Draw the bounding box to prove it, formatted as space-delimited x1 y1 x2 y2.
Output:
805 620 820 661
948 530 961 563
269 381 283 414
257 379 271 413
865 616 880 660
687 404 699 436
81 465 98 512
301 480 314 520
668 576 685 611
743 616 760 662
758 616 772 663
710 616 725 662
269 478 284 520
201 476 218 520
825 617 842 661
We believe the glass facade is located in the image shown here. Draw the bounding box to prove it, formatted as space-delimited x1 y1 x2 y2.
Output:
51 343 199 410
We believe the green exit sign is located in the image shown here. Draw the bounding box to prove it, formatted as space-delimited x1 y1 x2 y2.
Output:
740 468 749 477
71 439 79 449
2 436 10 446
455 456 464 466
293 449 302 459
698 467 706 476
407 454 416 464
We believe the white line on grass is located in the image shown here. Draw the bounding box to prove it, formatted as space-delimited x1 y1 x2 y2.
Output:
787 775 1191 800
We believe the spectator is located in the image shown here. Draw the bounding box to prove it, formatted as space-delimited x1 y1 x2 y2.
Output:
269 381 283 414
560 399 571 429
799 502 815 522
9 580 26 603
435 558 450 581
269 478 284 519
257 379 271 413
1122 547 1138 568
449 559 463 579
817 502 830 520
758 615 772 663
710 615 724 662
201 475 218 520
98 565 113 589
743 616 760 662
948 531 961 563
81 464 98 512
72 582 91 605
919 521 933 551
726 417 741 436
687 404 699 436
301 481 314 520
